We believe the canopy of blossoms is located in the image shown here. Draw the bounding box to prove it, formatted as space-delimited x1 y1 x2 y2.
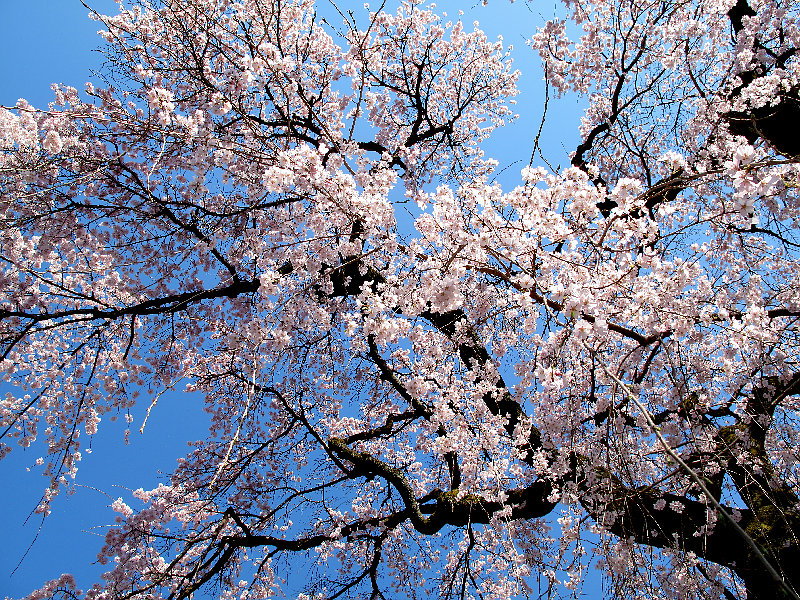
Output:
2 0 800 598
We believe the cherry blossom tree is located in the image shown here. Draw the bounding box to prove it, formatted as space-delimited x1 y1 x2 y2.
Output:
2 0 800 598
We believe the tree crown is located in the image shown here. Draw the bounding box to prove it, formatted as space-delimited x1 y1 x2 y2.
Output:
2 0 800 598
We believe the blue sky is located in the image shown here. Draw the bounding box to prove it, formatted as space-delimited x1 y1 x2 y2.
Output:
0 1 583 597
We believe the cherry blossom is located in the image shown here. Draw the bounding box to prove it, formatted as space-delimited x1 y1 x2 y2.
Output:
2 0 800 598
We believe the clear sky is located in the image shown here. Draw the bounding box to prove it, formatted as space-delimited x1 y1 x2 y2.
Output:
0 1 583 598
